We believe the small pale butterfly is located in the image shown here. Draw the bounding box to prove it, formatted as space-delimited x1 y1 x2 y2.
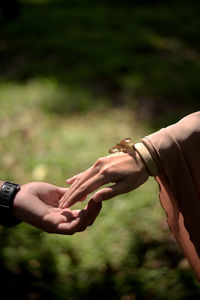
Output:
109 138 134 154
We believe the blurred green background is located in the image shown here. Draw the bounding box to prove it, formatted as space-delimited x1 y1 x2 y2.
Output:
0 0 200 299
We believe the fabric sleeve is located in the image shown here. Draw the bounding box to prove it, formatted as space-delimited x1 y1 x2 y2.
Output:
141 111 200 281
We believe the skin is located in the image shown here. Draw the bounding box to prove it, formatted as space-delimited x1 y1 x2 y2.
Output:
0 181 101 234
59 150 149 209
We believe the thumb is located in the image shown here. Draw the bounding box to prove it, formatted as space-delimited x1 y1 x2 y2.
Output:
57 187 69 198
92 182 129 202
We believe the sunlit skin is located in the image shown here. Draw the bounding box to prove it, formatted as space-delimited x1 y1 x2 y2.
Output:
7 181 102 234
59 149 149 209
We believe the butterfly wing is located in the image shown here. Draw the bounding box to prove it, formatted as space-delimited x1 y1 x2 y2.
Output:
109 144 122 154
109 138 134 154
119 138 134 150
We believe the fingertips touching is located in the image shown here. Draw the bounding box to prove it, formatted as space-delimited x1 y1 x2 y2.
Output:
59 197 73 209
59 190 73 208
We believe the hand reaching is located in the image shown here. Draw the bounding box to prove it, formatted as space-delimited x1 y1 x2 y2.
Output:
12 182 102 234
59 150 149 209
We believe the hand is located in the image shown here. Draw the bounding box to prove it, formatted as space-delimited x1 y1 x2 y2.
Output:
59 150 149 208
12 182 102 234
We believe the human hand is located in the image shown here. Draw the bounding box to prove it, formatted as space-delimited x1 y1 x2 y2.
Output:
59 150 149 209
12 182 102 234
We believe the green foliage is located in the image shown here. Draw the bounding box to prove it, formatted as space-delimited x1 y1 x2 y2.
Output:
0 0 199 126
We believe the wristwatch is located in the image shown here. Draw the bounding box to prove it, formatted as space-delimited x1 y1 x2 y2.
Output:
0 181 22 226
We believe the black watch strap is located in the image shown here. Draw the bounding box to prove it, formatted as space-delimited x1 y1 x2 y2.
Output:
0 181 22 226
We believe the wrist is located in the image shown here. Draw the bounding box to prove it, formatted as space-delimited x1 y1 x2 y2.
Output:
135 151 149 181
134 143 159 176
0 181 22 226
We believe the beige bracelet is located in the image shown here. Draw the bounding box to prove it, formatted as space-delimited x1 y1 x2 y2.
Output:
134 143 158 176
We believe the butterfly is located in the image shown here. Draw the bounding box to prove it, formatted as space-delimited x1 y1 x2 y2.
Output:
108 138 134 154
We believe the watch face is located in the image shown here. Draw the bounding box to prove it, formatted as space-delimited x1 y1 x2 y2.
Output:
109 138 134 154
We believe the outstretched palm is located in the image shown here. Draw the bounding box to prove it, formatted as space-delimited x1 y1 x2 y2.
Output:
13 182 102 234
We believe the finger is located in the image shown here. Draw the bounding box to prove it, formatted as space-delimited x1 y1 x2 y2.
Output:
60 209 77 221
59 173 107 209
58 194 87 205
56 187 69 198
57 209 88 234
56 202 101 234
57 185 85 206
62 164 99 203
85 200 102 226
66 174 81 185
76 200 102 230
66 166 94 184
72 209 88 232
56 187 70 206
92 182 131 202
57 217 83 234
60 172 99 208
59 168 98 208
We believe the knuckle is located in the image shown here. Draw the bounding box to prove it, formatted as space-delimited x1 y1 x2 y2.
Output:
75 176 81 184
77 185 87 197
100 165 110 177
78 184 86 193
94 157 104 167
